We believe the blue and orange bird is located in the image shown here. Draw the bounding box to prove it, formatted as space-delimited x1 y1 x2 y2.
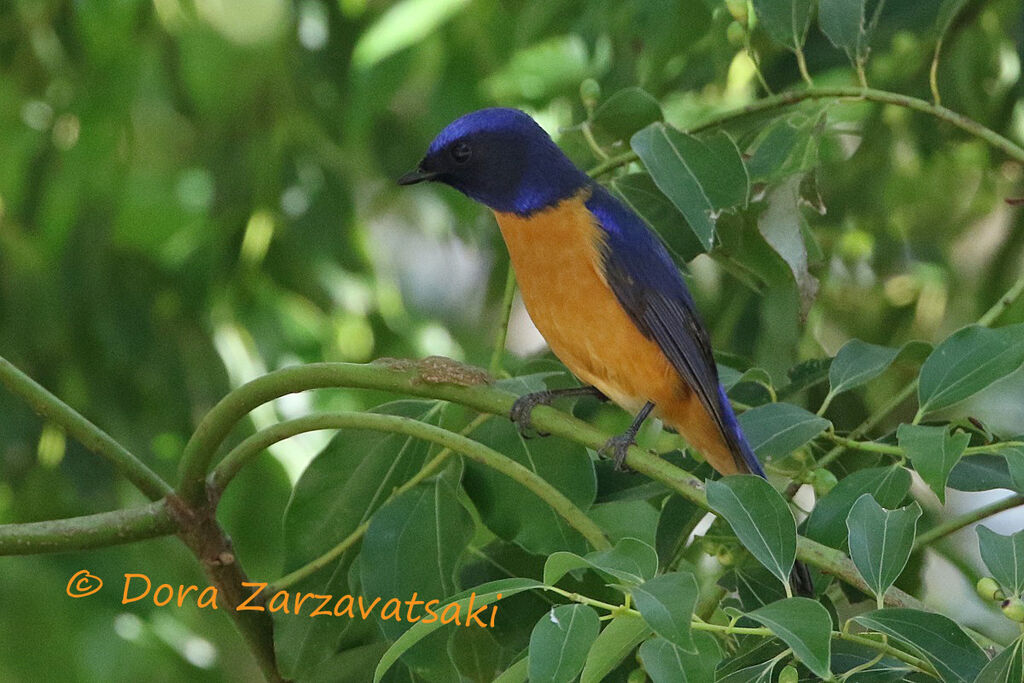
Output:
399 109 812 593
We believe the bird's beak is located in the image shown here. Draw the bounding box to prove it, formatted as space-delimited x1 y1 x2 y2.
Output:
397 167 440 186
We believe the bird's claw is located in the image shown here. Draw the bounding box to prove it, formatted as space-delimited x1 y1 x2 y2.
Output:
599 434 636 473
509 393 551 438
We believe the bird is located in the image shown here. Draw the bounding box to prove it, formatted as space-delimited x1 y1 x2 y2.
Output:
399 108 813 595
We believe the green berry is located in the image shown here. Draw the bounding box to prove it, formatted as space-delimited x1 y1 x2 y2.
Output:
811 469 839 497
716 547 734 566
1001 596 1024 622
778 664 799 683
724 0 748 24
976 577 1004 601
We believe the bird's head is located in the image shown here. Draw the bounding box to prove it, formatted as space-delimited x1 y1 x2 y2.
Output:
398 108 590 215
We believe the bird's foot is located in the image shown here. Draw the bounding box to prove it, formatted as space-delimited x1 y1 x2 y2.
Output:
599 433 637 473
509 392 554 438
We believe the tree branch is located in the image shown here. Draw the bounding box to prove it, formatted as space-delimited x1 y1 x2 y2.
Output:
913 493 1024 551
588 86 1024 178
0 501 177 555
0 356 173 501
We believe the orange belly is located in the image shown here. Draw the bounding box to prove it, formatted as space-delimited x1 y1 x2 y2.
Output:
493 193 741 474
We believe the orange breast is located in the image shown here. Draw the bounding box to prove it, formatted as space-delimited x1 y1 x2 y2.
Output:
493 192 740 474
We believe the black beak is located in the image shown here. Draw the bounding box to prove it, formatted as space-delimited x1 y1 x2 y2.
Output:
397 167 440 186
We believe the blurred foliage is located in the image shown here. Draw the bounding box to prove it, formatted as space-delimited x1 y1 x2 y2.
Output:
2 0 1024 681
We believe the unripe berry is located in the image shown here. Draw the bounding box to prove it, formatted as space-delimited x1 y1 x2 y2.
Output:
1001 596 1024 622
778 664 799 683
716 547 734 566
976 577 1004 601
724 0 748 24
811 469 839 497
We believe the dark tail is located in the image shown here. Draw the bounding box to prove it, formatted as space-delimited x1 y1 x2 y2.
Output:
717 386 816 597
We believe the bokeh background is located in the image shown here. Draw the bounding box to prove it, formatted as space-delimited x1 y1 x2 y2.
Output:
1 0 1023 680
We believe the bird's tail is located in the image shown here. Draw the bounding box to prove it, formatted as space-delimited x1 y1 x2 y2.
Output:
715 385 816 597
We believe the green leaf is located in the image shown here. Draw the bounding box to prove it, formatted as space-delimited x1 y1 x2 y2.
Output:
579 614 651 683
447 627 505 682
463 417 596 555
827 340 930 399
715 639 788 682
737 402 831 461
757 174 818 315
283 400 442 568
528 604 601 683
637 632 722 682
975 636 1024 683
732 565 789 611
804 466 911 549
591 87 663 144
706 475 797 586
631 123 749 251
611 172 705 262
947 454 1014 491
977 526 1024 596
1000 444 1024 491
359 478 473 680
846 494 922 602
373 578 543 682
752 0 814 51
655 494 702 568
631 571 700 651
544 537 658 586
917 324 1024 415
493 657 529 683
747 598 833 679
278 400 442 678
853 609 988 683
819 0 871 67
897 424 970 503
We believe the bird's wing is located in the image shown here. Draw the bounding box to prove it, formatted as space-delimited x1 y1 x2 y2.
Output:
586 188 762 475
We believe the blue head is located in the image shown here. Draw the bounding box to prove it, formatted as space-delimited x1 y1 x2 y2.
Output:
398 108 591 215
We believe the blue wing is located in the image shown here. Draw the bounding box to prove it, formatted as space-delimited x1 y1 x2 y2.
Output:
585 185 765 476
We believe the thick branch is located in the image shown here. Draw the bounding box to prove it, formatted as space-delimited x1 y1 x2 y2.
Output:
0 501 177 555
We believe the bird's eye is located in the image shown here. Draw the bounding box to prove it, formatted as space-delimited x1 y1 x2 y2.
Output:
450 142 472 165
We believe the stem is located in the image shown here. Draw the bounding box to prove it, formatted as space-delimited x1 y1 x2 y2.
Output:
581 121 609 161
817 382 918 468
0 356 172 501
822 432 903 457
913 493 1024 551
211 410 609 552
978 273 1024 326
0 500 177 555
265 414 491 591
490 264 517 376
173 360 1007 648
930 38 944 106
588 86 1024 178
795 48 813 86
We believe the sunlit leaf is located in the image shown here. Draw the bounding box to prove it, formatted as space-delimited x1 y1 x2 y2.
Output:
528 604 600 683
579 614 650 683
975 636 1024 683
917 324 1024 415
804 466 911 549
747 598 833 679
897 424 970 503
977 526 1024 596
707 475 797 586
846 494 922 602
637 632 721 682
631 571 700 651
737 402 831 460
631 123 749 251
543 537 659 586
758 174 818 314
853 609 987 683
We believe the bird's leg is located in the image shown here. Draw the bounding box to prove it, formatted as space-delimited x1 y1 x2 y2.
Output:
509 385 608 437
600 401 655 472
